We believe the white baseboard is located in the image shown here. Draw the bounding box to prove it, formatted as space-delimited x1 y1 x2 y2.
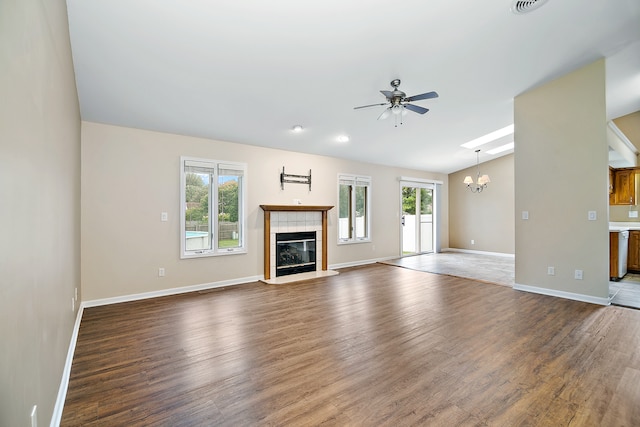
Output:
330 255 398 270
50 303 84 427
83 275 262 308
514 283 610 306
443 248 515 258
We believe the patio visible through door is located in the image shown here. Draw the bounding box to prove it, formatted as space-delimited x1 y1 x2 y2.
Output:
401 183 434 255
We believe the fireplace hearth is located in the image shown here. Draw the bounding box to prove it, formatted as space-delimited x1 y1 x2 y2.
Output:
259 204 337 284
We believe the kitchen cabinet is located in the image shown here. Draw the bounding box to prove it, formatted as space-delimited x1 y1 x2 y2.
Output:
609 168 614 195
628 230 640 271
610 169 636 205
610 232 620 279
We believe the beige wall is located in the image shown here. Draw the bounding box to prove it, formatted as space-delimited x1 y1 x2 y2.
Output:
449 154 515 254
514 59 609 300
0 0 81 425
81 122 449 301
613 111 640 151
610 205 640 222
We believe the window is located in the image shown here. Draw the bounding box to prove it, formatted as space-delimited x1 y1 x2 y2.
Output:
338 174 371 243
180 157 246 258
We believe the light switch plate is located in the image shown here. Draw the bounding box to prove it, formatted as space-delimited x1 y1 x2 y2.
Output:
588 211 597 221
630 211 638 218
161 212 168 221
522 211 529 220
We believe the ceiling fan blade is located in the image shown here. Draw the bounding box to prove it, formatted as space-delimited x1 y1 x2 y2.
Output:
354 102 388 110
380 90 393 99
404 103 429 114
377 108 392 120
405 91 439 102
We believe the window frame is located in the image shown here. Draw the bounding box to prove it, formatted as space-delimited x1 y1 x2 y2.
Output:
338 173 372 244
180 156 247 259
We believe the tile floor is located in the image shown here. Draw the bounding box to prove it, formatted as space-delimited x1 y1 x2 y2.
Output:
610 273 640 309
383 251 640 309
381 252 514 287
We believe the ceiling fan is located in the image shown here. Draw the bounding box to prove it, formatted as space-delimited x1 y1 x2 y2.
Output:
354 79 439 122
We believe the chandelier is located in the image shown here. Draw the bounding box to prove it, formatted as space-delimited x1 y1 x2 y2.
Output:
464 149 490 193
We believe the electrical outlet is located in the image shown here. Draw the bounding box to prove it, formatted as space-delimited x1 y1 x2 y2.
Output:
161 212 168 221
158 268 165 277
471 239 475 245
547 266 555 275
588 211 597 221
574 269 583 280
630 211 638 218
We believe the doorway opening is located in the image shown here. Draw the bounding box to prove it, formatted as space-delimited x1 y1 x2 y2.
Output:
401 180 439 256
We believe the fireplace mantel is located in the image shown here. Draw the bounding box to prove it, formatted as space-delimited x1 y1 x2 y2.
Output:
260 205 334 282
260 205 333 212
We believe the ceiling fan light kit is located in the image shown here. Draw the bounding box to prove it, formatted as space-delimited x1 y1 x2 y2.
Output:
354 79 438 127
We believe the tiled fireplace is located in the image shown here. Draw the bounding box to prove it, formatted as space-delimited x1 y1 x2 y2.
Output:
259 205 336 284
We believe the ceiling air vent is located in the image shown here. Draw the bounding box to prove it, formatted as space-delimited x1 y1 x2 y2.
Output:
511 0 549 14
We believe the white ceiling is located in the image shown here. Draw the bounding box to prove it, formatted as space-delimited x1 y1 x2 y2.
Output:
66 0 640 174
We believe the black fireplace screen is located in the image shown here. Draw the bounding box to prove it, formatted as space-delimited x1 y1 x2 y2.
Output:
275 231 316 277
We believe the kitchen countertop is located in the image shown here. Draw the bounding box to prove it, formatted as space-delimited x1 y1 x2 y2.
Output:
610 222 640 231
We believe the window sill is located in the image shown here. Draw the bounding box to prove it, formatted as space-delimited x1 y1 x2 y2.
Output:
181 249 247 259
337 239 371 246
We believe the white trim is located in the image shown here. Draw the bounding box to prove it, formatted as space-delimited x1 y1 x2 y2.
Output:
399 176 443 185
443 247 515 258
83 275 261 308
337 239 371 246
514 283 611 306
608 121 638 155
50 304 84 427
337 172 372 243
329 256 397 270
180 156 248 259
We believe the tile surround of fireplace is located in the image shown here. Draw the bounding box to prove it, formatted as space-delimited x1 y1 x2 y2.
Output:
260 205 337 284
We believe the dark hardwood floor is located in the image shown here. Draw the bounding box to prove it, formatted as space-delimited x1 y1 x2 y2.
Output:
62 264 640 426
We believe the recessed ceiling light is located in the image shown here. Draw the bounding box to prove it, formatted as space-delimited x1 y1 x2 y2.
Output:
291 125 303 132
486 142 515 155
337 135 350 143
511 0 549 15
461 124 514 149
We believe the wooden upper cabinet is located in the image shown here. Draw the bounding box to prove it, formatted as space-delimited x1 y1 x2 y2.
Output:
610 168 636 205
609 168 614 194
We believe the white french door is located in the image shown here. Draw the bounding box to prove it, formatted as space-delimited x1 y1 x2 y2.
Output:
400 180 438 256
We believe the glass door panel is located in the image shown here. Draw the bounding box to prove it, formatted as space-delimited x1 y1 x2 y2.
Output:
401 184 434 256
420 188 433 253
